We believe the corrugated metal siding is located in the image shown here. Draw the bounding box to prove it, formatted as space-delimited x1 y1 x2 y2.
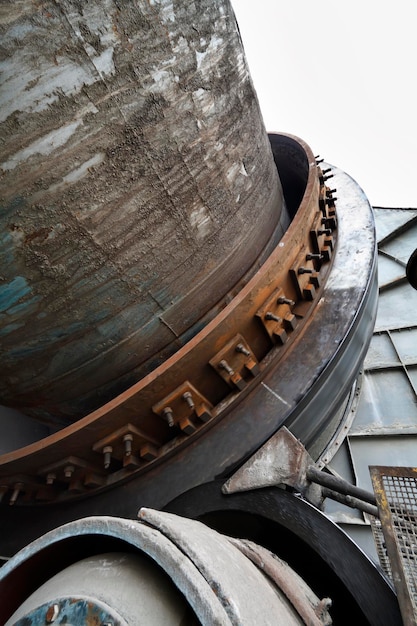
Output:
322 208 417 562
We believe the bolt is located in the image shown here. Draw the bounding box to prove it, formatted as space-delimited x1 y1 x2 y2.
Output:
315 157 324 164
298 267 313 275
321 167 332 175
46 603 60 623
326 196 337 204
162 406 175 427
326 188 337 196
103 446 113 469
265 311 282 322
64 465 75 479
318 229 332 236
9 482 24 506
277 296 295 306
235 343 250 356
46 473 56 486
306 253 322 261
182 391 195 409
219 359 234 375
123 434 133 456
323 173 334 182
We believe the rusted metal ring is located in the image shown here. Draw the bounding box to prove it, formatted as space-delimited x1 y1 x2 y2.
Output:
0 134 338 505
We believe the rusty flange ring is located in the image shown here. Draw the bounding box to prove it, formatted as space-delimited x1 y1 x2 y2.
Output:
0 134 338 506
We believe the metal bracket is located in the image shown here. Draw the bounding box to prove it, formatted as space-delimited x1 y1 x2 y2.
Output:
255 289 296 344
223 426 379 517
152 381 213 434
310 229 334 263
210 334 260 388
38 456 105 494
289 252 320 302
222 427 323 508
92 423 161 469
0 475 43 505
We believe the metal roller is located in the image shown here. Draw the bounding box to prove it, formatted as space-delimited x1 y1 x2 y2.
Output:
1 508 332 625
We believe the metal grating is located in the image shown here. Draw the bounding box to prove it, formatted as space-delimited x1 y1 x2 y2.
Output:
370 515 393 581
370 466 417 626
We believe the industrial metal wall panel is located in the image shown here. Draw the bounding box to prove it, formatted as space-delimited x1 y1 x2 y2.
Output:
322 208 417 565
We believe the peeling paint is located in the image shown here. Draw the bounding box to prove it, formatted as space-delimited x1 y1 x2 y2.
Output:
189 206 212 239
1 111 98 171
196 35 225 71
0 277 31 314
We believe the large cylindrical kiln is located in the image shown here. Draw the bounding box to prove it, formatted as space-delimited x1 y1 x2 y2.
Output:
0 3 398 625
1 0 286 422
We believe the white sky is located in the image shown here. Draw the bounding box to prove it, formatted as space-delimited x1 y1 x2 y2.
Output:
232 0 417 208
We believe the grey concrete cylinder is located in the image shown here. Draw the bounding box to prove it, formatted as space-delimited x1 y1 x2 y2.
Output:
0 0 286 422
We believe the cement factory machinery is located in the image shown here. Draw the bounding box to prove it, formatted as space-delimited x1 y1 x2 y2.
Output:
0 1 411 624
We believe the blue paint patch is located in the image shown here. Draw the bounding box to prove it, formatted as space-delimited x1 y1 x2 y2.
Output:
0 195 25 217
0 276 31 313
0 321 24 337
0 196 27 269
0 231 18 268
13 596 123 626
7 294 41 316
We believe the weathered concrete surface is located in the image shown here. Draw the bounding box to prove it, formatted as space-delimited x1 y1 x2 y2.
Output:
0 0 285 421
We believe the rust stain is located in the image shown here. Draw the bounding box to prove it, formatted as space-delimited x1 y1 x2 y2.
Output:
23 227 52 245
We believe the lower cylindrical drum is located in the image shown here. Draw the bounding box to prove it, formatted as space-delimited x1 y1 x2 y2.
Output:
0 0 286 423
0 509 331 626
